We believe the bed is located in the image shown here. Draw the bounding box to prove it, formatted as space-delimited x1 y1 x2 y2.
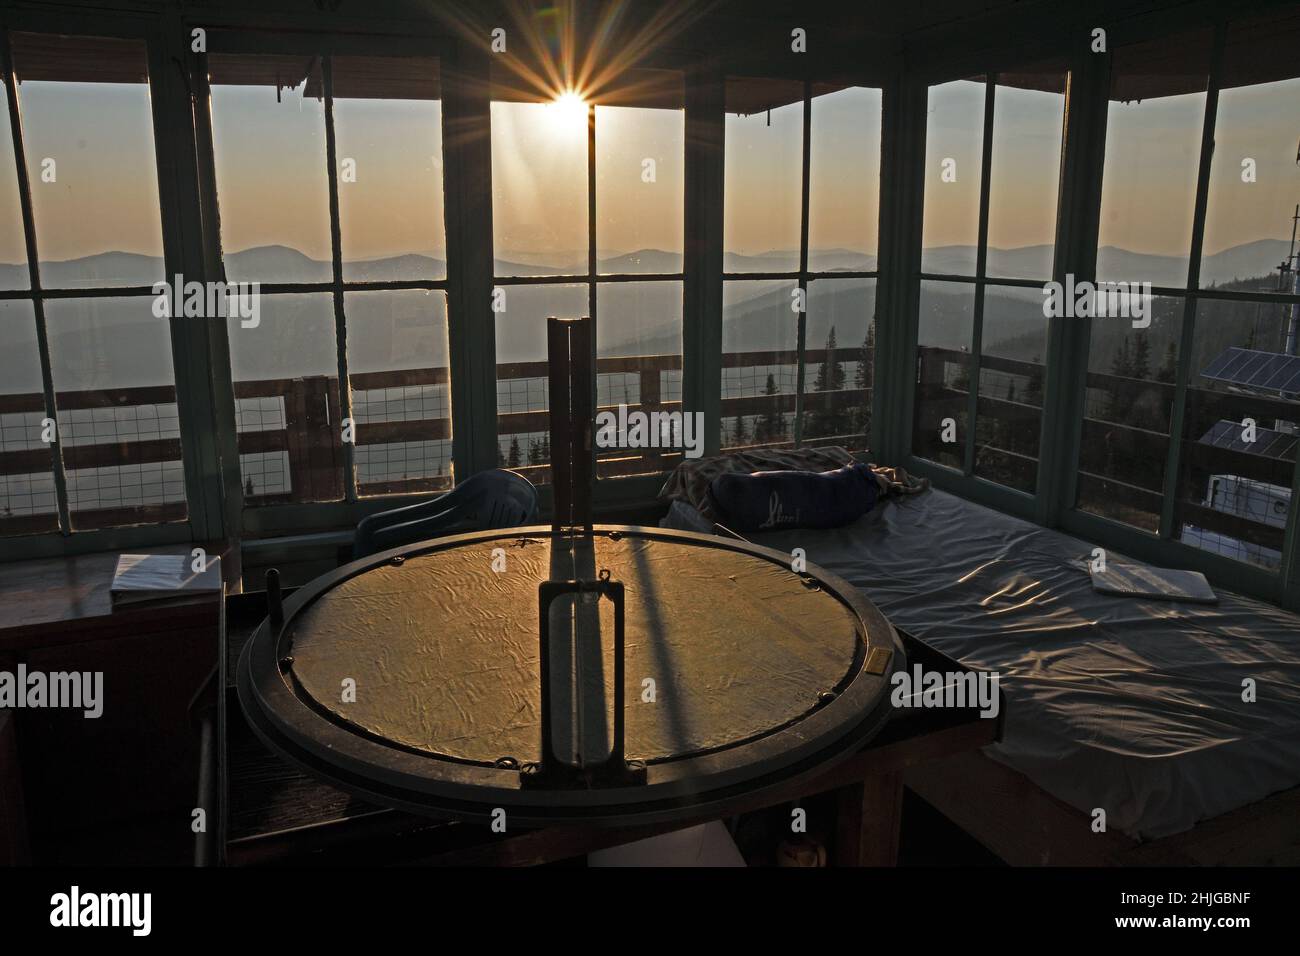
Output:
661 463 1300 864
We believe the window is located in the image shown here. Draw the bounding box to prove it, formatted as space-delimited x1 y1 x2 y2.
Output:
1079 15 1300 573
1077 33 1211 529
1174 299 1295 568
724 79 880 453
490 70 685 483
207 50 452 506
1172 14 1300 569
1 33 183 536
1076 294 1184 532
1098 36 1211 286
914 66 1066 493
0 300 57 535
914 279 975 470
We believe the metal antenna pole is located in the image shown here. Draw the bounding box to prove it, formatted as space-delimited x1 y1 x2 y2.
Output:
1284 204 1299 357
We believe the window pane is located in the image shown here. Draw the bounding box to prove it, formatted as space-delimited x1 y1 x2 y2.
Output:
808 87 880 273
986 70 1066 280
913 280 975 469
11 34 163 288
974 286 1048 493
209 55 332 283
492 101 588 277
1174 298 1297 570
494 283 588 483
0 73 28 291
722 279 797 450
596 105 683 275
801 278 874 451
45 297 185 528
1097 32 1211 286
0 300 57 534
1075 293 1184 532
1200 14 1300 292
346 290 452 496
333 56 446 282
596 281 683 478
724 78 803 273
921 78 985 275
227 293 343 503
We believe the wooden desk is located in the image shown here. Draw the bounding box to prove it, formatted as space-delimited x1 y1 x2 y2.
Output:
219 591 1000 866
0 545 230 856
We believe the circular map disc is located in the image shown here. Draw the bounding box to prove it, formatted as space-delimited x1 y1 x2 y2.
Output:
238 525 902 826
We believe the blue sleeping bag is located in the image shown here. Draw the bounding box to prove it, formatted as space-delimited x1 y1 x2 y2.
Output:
707 462 879 532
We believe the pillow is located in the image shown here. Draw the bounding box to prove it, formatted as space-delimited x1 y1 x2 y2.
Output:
707 462 880 532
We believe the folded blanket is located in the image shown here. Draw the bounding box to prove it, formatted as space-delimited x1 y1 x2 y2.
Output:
658 445 928 520
708 462 881 532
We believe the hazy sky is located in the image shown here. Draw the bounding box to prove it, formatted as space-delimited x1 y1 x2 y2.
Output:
0 66 1295 271
724 85 883 260
489 97 687 269
0 78 164 269
1100 78 1300 259
924 78 1067 255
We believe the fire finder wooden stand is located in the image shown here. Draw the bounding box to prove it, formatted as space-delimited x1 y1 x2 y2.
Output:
545 316 594 534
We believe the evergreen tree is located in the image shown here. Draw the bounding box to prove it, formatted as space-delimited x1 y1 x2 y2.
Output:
1113 338 1134 378
1156 342 1177 384
812 326 846 392
507 436 521 468
851 327 875 440
1025 355 1044 406
855 326 875 391
1132 331 1151 381
731 414 748 447
810 327 846 438
1104 338 1136 424
759 373 784 443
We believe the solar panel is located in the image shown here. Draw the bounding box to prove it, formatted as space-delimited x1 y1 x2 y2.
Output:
1201 347 1300 394
1198 418 1299 461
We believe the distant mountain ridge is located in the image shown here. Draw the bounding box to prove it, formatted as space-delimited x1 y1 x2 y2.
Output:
918 239 1293 289
2 238 1293 406
3 239 1288 289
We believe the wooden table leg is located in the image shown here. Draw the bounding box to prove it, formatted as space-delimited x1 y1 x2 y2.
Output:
834 770 903 866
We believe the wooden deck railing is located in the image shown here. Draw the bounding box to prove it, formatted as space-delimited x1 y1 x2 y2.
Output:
916 346 1297 552
1 346 1291 553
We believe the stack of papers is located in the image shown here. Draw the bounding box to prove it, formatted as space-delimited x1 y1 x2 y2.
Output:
1089 557 1218 604
110 553 223 609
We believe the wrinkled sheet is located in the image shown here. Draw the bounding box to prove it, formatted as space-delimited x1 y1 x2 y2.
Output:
665 490 1300 839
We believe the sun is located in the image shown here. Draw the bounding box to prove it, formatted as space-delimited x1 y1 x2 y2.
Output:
546 90 589 131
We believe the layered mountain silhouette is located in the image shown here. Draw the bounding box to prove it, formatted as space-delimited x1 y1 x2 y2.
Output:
0 239 1291 391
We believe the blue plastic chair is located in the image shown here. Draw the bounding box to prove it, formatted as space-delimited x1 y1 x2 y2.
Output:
353 469 538 559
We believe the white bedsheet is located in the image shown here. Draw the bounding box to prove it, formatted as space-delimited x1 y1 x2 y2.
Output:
664 491 1300 839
